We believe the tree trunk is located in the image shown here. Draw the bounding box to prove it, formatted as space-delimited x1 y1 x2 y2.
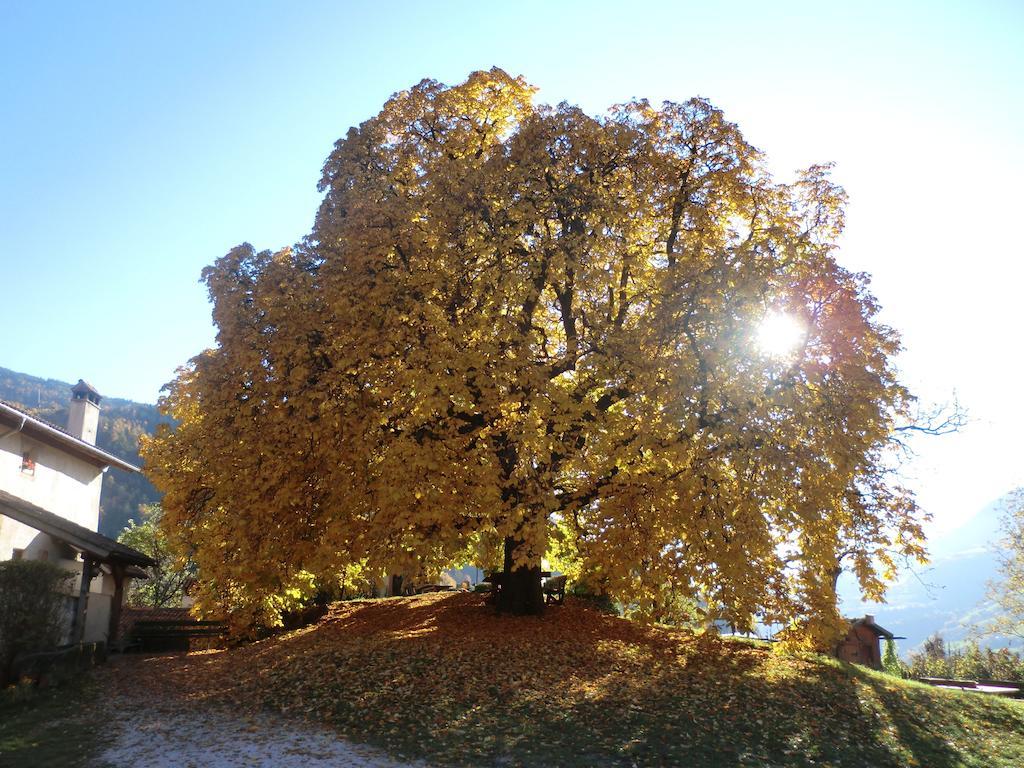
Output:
496 536 544 615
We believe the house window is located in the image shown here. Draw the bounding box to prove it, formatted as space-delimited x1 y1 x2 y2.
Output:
20 452 35 476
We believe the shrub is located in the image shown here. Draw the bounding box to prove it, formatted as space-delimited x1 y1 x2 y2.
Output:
952 641 988 681
117 505 194 608
906 633 1024 682
0 561 74 684
569 583 620 616
882 638 907 678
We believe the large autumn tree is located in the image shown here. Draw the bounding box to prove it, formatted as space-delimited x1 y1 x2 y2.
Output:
143 69 924 642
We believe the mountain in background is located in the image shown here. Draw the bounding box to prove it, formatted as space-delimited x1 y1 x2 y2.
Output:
0 366 166 537
839 495 1018 657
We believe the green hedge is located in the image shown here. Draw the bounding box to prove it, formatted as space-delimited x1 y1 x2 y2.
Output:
0 560 74 684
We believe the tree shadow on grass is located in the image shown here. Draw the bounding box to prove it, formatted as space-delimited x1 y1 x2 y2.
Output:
734 660 956 768
851 665 1024 768
745 658 1024 768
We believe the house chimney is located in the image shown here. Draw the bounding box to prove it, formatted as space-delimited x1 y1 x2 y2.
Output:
67 380 102 445
863 614 875 625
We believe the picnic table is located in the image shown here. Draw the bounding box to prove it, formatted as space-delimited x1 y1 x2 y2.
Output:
918 677 1023 698
485 570 552 585
483 571 566 604
414 584 456 594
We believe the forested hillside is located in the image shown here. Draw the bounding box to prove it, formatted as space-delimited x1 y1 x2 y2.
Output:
0 366 165 536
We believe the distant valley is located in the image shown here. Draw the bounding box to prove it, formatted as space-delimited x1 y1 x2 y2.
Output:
839 495 1018 656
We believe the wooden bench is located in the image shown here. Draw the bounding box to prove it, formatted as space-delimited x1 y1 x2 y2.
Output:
131 619 228 652
543 574 567 605
481 571 563 604
415 584 455 594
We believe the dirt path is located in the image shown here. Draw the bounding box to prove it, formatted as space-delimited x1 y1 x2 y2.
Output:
97 705 428 768
93 655 430 768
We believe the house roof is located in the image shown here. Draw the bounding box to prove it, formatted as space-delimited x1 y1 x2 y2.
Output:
71 379 102 399
0 489 156 568
0 399 139 473
850 615 903 640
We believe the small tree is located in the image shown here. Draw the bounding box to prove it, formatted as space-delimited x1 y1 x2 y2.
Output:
118 505 194 608
981 490 1024 641
881 638 905 677
0 560 74 683
984 646 1024 681
908 633 950 678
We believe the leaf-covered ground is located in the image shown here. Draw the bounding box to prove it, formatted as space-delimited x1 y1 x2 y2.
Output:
101 592 1024 767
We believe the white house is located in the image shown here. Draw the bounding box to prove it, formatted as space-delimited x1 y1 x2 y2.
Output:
0 380 154 646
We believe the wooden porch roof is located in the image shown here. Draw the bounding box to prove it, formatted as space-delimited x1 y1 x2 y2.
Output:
0 489 156 568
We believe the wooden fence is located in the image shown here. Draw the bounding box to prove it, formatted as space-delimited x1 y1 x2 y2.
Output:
131 619 228 652
917 677 1023 698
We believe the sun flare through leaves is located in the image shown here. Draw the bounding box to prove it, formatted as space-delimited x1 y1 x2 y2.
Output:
757 312 807 358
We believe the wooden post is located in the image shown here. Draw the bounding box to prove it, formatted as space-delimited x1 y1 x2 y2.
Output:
108 562 125 644
73 556 95 643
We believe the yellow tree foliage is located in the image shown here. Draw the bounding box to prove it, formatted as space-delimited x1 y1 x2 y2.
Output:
142 69 925 640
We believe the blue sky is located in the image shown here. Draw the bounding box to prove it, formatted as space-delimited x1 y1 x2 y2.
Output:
1 1 1022 535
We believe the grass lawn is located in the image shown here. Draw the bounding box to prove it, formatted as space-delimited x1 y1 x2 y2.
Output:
0 678 105 768
100 592 1024 768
